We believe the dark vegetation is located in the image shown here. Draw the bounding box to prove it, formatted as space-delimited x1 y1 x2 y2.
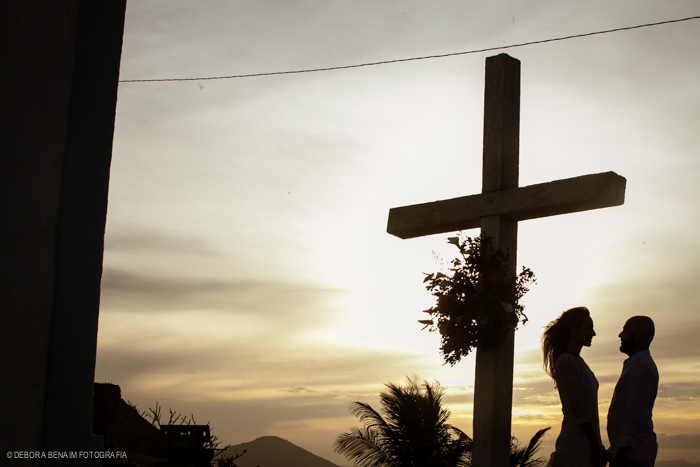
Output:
95 379 551 467
93 383 242 467
420 234 536 365
334 376 550 467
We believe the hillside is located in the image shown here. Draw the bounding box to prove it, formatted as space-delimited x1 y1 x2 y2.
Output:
219 436 341 467
92 383 165 457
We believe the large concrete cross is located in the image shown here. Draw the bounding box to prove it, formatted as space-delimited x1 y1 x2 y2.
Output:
386 53 626 467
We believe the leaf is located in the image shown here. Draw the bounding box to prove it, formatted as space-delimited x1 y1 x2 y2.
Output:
418 319 434 325
501 302 514 313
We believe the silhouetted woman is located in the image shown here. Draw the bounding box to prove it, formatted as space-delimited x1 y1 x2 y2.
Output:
542 307 605 467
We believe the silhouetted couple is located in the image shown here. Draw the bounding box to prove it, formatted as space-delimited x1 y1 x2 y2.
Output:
542 308 658 467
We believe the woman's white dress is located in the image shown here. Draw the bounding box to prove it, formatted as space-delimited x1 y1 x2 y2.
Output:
547 353 602 467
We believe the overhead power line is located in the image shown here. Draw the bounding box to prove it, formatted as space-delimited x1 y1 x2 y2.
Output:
119 14 700 83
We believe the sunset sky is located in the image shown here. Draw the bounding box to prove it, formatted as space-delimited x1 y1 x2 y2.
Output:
96 1 700 464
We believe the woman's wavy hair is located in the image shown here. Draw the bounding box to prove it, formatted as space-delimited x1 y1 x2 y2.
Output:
541 307 590 385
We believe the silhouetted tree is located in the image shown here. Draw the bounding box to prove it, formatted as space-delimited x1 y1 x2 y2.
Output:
335 376 551 467
510 427 551 467
334 376 472 467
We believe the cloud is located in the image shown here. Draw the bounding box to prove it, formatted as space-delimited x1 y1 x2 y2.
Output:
100 267 347 317
658 382 700 402
442 388 474 406
105 227 218 257
101 267 232 310
658 434 700 450
514 384 560 407
95 331 437 403
285 387 318 394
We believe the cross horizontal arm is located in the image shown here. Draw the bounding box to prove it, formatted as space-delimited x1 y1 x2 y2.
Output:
387 171 626 239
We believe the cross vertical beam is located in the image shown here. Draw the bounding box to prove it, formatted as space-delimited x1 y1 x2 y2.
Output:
472 54 520 467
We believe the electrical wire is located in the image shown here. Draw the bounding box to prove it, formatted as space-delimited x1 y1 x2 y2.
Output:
119 14 700 83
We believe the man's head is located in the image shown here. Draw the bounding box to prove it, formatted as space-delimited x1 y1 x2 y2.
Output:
619 316 655 356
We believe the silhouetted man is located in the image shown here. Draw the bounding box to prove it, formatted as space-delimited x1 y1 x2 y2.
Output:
607 316 659 467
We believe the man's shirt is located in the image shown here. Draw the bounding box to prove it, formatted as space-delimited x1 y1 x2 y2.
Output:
607 349 659 467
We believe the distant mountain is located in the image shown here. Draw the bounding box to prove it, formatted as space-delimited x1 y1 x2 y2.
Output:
219 436 341 467
657 461 700 467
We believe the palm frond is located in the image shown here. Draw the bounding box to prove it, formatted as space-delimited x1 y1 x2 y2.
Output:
334 426 393 467
336 376 472 467
350 402 391 432
519 427 550 467
511 427 551 467
444 427 473 467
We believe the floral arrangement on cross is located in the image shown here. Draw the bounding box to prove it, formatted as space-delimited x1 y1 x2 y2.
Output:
419 233 536 366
